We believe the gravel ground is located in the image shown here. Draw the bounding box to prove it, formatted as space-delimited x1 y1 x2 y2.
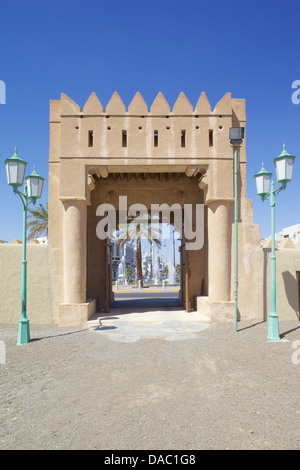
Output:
0 320 299 450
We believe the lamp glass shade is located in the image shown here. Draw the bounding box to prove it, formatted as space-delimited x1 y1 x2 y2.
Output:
229 127 245 143
254 163 272 197
274 145 296 185
4 148 27 188
26 166 44 199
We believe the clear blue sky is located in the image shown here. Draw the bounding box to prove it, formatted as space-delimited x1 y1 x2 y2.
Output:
0 0 299 243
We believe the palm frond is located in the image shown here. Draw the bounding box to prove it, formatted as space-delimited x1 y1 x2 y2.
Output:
27 203 48 241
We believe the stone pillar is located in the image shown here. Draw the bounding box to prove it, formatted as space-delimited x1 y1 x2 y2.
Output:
62 199 87 304
207 200 231 301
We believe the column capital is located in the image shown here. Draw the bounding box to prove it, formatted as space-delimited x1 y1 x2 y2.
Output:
59 196 90 205
205 198 234 206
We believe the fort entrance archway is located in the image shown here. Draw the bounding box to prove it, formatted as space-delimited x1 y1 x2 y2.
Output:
48 91 261 326
87 170 207 313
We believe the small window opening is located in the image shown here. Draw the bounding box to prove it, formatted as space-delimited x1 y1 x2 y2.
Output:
88 130 93 147
122 130 127 147
181 130 186 148
154 130 158 147
209 129 213 147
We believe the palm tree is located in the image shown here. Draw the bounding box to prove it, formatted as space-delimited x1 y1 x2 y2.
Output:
163 264 169 279
27 203 48 241
175 264 181 279
116 214 161 288
126 268 133 283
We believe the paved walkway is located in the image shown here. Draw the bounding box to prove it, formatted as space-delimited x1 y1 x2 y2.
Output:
89 307 210 342
0 318 300 450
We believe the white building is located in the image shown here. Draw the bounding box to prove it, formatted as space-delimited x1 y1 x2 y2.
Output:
111 241 121 281
37 236 48 244
123 243 136 275
142 251 153 279
275 223 300 245
111 240 136 282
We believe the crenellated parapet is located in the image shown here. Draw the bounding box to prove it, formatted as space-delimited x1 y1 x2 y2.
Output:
49 91 246 164
49 90 247 204
55 90 246 118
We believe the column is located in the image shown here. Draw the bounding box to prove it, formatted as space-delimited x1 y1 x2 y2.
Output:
207 200 231 301
63 199 87 304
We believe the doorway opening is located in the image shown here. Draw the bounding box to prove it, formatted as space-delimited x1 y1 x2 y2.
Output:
111 223 182 309
87 171 206 318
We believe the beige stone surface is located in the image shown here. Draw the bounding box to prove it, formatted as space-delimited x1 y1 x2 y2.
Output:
263 247 300 321
0 244 55 324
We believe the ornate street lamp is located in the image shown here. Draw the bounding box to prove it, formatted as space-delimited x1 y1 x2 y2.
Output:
254 163 272 198
5 147 27 189
4 148 45 345
26 166 45 201
254 145 296 341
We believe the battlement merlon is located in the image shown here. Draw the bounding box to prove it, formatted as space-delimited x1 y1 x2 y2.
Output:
49 91 246 165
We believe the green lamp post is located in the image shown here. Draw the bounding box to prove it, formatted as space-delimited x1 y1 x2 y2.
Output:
4 148 45 345
229 127 245 332
254 145 296 341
